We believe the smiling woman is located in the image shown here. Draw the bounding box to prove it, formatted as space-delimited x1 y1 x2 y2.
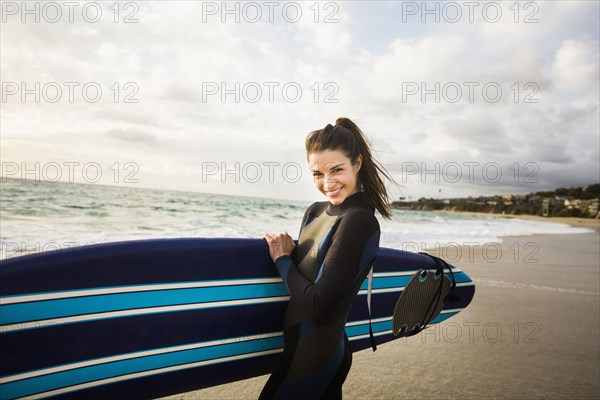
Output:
261 117 399 399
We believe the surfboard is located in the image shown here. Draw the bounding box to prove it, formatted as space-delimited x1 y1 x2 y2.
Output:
0 238 475 400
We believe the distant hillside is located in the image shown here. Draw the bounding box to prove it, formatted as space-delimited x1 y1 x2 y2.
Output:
391 184 600 218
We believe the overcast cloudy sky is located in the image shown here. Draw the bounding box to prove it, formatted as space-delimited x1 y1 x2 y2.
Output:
1 1 598 202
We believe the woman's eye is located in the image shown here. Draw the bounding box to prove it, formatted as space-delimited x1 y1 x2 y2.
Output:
311 168 341 177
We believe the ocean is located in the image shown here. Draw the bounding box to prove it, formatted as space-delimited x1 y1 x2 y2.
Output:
0 178 592 260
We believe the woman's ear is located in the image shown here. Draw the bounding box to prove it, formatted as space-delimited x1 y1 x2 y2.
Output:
354 154 363 173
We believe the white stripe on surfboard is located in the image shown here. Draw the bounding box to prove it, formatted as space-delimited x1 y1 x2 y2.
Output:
21 347 285 400
358 287 403 295
0 278 284 305
346 315 392 327
374 267 464 277
0 296 291 333
0 269 465 305
357 281 473 295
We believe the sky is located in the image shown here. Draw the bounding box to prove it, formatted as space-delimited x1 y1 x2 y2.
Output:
1 0 599 203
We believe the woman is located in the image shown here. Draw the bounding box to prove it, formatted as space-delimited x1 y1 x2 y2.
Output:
261 117 397 400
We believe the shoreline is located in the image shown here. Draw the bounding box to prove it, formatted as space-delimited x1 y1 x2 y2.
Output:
429 209 600 230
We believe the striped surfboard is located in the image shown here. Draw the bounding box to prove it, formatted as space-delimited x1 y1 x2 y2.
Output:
0 238 475 399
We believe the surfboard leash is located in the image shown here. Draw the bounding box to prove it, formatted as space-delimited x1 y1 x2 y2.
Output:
423 253 460 302
367 264 378 352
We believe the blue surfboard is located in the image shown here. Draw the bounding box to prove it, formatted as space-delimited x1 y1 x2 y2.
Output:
0 238 475 399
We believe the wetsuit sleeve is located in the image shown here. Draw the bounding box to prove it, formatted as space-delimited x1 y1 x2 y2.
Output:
275 210 380 327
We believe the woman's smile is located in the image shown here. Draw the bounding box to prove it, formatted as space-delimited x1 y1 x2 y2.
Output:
326 187 342 197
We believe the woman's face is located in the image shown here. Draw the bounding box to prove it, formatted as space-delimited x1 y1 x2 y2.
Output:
308 149 362 205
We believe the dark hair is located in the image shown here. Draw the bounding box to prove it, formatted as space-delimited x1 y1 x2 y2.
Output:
305 117 400 220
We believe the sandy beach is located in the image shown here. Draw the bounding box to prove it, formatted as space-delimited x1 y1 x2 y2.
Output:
432 210 600 230
161 228 600 400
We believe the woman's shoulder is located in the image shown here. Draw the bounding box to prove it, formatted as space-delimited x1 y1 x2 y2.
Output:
298 201 328 227
339 206 380 231
305 200 329 215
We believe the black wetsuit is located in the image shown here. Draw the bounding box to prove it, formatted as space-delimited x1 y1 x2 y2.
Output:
259 191 380 400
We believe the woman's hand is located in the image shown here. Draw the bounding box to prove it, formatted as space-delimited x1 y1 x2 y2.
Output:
263 231 296 263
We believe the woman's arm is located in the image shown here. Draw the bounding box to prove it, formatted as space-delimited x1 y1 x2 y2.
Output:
274 210 380 327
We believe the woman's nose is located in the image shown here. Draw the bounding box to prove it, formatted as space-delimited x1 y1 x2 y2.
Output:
323 177 337 188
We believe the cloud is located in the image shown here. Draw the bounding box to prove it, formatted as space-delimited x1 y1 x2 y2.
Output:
94 109 159 127
293 20 352 59
553 39 600 94
106 128 156 143
157 82 199 102
443 114 512 155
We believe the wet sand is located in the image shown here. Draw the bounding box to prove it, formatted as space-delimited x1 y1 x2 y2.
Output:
161 230 599 399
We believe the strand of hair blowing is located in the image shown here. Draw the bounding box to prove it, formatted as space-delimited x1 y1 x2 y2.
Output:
334 117 400 220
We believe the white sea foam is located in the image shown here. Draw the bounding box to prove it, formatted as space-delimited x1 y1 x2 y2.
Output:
379 210 593 250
